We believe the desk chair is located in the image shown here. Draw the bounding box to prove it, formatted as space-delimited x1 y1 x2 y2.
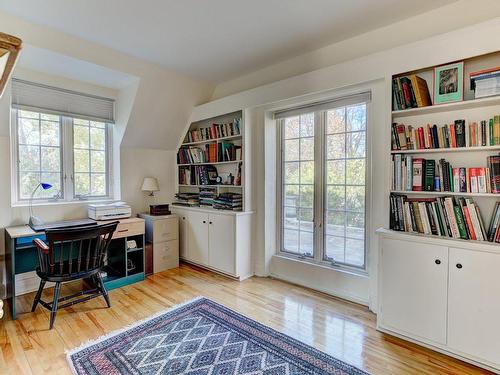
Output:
32 222 118 329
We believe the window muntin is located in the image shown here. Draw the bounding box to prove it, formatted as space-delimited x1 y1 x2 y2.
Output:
73 118 108 197
16 110 62 200
279 101 368 270
281 113 315 257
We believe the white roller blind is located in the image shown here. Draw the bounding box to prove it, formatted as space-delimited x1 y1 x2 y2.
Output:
11 79 115 123
274 91 371 119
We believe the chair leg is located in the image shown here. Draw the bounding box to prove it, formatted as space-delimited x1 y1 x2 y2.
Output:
31 280 46 312
49 282 61 330
96 272 111 308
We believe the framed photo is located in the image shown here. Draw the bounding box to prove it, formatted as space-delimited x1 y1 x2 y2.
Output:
434 61 464 104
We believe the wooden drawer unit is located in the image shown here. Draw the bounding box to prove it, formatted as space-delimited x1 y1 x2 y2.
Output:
110 218 145 239
150 217 178 243
153 239 179 273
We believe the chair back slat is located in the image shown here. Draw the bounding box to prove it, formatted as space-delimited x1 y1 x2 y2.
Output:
35 222 118 278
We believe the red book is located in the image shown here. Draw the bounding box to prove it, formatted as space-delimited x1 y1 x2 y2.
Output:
450 124 457 148
469 168 480 193
462 205 476 240
417 127 425 150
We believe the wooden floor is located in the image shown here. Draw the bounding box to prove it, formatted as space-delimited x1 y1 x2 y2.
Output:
0 263 491 375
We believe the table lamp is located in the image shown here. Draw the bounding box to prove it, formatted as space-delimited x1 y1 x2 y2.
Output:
141 177 159 196
29 182 52 227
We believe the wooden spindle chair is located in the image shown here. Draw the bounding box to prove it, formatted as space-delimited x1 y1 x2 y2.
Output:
32 222 118 329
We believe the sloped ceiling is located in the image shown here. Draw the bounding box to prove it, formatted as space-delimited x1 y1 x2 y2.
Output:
0 12 215 150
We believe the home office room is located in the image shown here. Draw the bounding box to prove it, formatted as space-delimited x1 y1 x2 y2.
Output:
1 1 500 374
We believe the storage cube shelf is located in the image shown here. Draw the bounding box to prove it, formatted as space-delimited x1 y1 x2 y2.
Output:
175 110 248 212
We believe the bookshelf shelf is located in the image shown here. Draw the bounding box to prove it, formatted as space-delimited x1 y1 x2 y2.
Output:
392 95 500 118
178 160 242 167
179 184 242 188
390 145 500 154
181 134 242 146
390 190 500 197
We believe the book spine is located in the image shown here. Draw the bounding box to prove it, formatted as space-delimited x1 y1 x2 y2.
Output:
453 204 468 239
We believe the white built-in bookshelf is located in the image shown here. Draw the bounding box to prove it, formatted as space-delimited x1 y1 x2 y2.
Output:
175 110 248 212
388 51 500 244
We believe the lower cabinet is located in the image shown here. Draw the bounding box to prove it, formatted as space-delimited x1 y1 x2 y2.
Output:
172 207 252 280
378 231 500 372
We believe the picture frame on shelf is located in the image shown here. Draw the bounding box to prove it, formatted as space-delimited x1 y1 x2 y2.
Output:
434 61 464 104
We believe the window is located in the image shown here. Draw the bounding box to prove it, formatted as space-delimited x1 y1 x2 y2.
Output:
278 93 369 270
11 79 115 204
13 109 112 203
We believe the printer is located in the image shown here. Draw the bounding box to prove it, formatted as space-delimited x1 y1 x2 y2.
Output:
88 202 132 221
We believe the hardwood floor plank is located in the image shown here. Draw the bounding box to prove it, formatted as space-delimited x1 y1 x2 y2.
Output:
0 263 491 374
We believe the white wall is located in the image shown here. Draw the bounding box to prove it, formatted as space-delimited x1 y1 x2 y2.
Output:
187 17 500 311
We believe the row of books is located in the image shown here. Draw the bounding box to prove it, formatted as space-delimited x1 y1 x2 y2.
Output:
389 194 495 242
470 67 500 99
391 155 500 193
172 192 242 211
177 143 242 164
391 117 500 151
184 118 241 143
178 165 218 186
392 75 431 111
213 193 242 211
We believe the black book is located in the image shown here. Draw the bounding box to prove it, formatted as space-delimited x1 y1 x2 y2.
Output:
425 202 438 235
432 125 439 148
454 119 466 147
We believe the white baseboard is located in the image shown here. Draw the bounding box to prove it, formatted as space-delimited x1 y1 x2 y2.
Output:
15 271 55 296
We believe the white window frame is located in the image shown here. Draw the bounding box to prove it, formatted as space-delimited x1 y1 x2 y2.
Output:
276 95 370 273
11 108 114 205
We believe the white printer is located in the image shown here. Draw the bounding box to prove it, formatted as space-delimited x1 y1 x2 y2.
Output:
88 202 132 221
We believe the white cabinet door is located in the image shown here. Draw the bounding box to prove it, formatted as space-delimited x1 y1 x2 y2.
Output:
448 247 500 366
380 238 448 345
187 211 209 265
178 212 188 259
208 213 235 275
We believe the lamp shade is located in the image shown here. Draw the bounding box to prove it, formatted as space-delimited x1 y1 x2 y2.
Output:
141 177 159 192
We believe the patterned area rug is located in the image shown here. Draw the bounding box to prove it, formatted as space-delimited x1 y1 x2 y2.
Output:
67 297 369 375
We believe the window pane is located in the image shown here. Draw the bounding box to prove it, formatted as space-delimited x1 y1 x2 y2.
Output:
346 132 365 158
91 174 106 195
346 186 365 211
284 207 299 230
19 145 40 171
90 121 106 129
326 134 345 159
300 161 314 184
345 238 364 267
283 229 299 253
74 149 90 172
300 113 314 137
327 160 345 185
41 113 59 122
325 211 345 236
346 212 364 240
91 151 106 172
299 185 313 208
327 186 345 210
284 162 299 184
346 104 366 132
18 118 40 145
74 173 90 196
74 125 89 148
74 118 89 126
298 208 313 232
41 121 60 146
325 236 345 263
19 110 39 119
346 159 365 185
284 139 299 161
327 108 345 134
19 172 40 199
299 231 313 256
90 127 106 150
40 172 61 197
41 147 60 172
284 117 299 139
284 185 299 207
300 137 314 160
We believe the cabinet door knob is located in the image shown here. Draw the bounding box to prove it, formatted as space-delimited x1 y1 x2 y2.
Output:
456 263 463 269
182 217 185 220
203 220 206 224
435 259 441 265
209 221 213 224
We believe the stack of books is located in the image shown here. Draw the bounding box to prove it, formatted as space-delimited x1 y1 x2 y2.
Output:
390 193 491 241
218 142 242 162
178 165 218 185
213 193 242 211
391 117 500 150
391 155 500 193
199 188 217 206
184 118 241 143
392 74 432 110
172 193 199 207
470 67 500 99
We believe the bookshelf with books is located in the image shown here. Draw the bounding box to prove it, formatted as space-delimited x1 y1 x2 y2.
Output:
175 110 248 212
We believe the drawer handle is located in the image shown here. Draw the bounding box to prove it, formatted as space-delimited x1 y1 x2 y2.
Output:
435 259 441 265
456 263 462 269
118 229 128 233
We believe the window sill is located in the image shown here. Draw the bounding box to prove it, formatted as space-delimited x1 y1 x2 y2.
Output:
11 198 116 208
273 253 369 278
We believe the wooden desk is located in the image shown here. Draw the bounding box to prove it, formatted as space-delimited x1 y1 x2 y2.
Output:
4 218 145 320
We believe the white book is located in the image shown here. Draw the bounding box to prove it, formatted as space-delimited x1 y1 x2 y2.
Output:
418 202 431 234
444 198 460 238
404 202 413 232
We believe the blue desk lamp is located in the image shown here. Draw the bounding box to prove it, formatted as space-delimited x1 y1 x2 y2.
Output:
29 182 52 227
